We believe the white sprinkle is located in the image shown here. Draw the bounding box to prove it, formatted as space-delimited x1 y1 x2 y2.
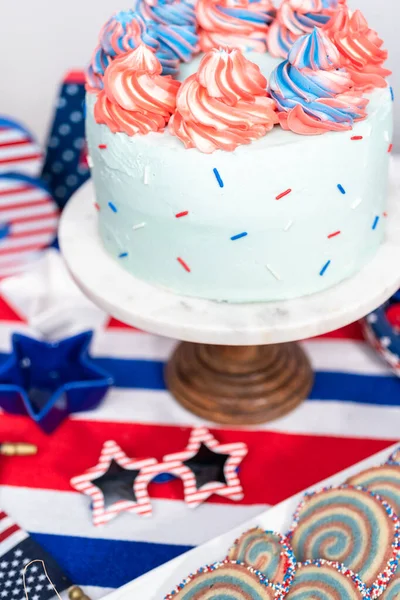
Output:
351 197 362 209
144 166 150 185
381 336 391 348
266 263 281 281
284 220 293 232
87 155 94 168
132 223 146 231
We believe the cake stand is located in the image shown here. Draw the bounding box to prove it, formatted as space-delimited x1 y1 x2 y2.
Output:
59 175 400 425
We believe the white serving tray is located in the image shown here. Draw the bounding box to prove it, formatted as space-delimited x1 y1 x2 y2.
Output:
103 442 399 600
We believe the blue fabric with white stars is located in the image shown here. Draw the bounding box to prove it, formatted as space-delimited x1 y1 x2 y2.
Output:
41 79 90 210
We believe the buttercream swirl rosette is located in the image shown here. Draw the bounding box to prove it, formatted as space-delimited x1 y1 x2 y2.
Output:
165 560 281 600
227 528 296 592
169 48 278 153
286 560 368 600
288 484 400 598
94 44 181 136
268 27 368 135
132 0 199 75
87 10 159 90
267 0 339 59
346 465 400 517
325 8 391 92
196 0 276 53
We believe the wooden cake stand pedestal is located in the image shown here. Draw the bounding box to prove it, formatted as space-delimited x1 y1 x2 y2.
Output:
59 178 400 425
166 342 312 424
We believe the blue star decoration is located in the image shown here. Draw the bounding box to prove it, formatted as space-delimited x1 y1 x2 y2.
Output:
0 331 113 433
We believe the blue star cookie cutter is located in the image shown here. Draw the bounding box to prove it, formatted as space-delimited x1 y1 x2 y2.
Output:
0 331 113 433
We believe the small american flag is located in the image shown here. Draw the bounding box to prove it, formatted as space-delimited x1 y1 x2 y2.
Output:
0 119 43 177
0 174 59 278
0 510 72 599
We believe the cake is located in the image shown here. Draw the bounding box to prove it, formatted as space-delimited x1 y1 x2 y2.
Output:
86 0 393 303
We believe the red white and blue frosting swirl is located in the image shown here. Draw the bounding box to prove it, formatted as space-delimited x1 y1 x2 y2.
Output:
268 0 339 59
268 28 368 135
87 10 159 89
132 0 199 75
196 0 276 53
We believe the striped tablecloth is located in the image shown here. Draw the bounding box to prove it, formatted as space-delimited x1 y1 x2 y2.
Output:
0 295 398 598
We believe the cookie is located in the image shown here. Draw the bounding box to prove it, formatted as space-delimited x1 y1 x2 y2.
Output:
381 566 400 599
388 448 400 466
227 528 296 591
165 560 280 600
347 465 400 516
286 560 368 600
289 485 400 598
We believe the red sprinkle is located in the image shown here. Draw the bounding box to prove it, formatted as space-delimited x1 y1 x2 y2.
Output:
383 212 388 217
177 257 190 272
98 144 107 149
327 230 341 239
94 203 100 211
275 189 292 200
351 135 363 140
388 143 393 153
175 211 189 218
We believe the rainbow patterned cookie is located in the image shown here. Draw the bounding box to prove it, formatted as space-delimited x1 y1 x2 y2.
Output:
165 560 280 600
347 465 400 516
227 528 296 591
382 565 400 599
289 485 400 598
286 560 368 600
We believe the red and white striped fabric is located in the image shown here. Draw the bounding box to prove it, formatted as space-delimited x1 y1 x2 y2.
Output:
0 298 398 599
0 122 43 177
0 176 59 277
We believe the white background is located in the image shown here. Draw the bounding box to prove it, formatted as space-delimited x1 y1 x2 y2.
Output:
0 0 397 148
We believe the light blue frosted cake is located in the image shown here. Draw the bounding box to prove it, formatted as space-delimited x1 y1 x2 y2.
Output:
86 0 393 303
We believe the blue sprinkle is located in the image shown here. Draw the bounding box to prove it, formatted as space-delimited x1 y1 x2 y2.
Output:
337 184 346 194
213 168 224 188
108 201 117 213
320 260 331 276
230 232 248 241
119 252 128 258
390 86 394 101
372 215 380 230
